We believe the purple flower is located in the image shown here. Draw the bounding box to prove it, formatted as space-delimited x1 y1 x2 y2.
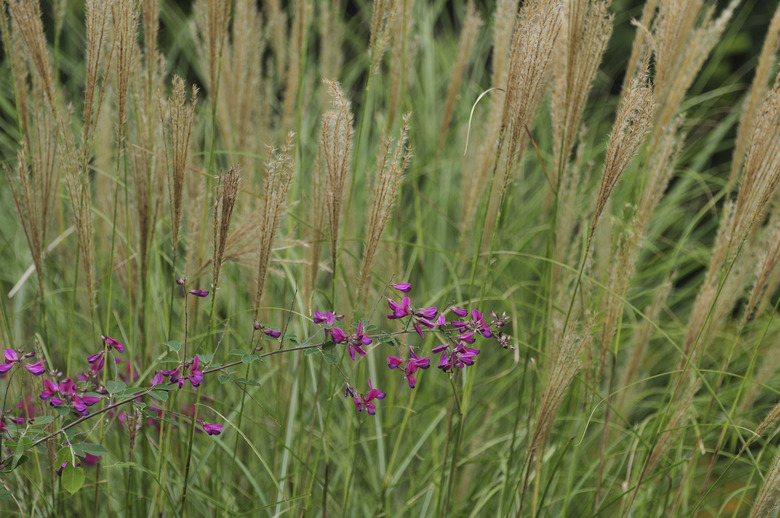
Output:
188 290 209 297
451 307 468 318
362 379 386 415
0 363 13 374
151 371 164 387
40 379 58 400
415 306 437 319
24 360 46 376
387 297 411 319
391 282 412 293
313 310 343 326
334 322 371 360
436 314 447 328
101 335 125 353
188 356 205 387
60 378 77 395
4 349 18 363
331 328 347 344
352 380 386 415
202 422 224 435
264 329 281 338
386 356 403 369
404 350 430 388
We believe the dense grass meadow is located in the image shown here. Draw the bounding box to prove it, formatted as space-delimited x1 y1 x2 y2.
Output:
4 0 780 515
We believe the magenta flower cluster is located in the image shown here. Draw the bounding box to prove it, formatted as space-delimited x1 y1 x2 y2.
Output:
314 282 511 416
0 349 46 376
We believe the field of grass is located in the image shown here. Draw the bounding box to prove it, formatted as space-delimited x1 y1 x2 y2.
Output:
2 0 780 516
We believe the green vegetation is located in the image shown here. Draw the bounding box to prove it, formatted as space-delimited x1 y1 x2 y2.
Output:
2 0 780 516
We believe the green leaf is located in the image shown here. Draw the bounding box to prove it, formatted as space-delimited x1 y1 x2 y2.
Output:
229 349 246 357
148 390 169 402
217 374 232 384
0 489 13 500
71 442 109 457
321 343 336 352
376 333 395 344
241 354 260 364
199 353 213 363
61 465 85 494
11 437 32 469
33 416 55 425
323 353 338 365
304 348 320 356
105 380 126 394
162 340 181 353
56 446 73 466
55 406 70 417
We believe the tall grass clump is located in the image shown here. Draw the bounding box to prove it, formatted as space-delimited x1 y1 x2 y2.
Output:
4 1 780 516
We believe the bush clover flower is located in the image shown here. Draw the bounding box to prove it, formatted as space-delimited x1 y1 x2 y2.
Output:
188 289 209 297
391 282 412 293
253 320 282 338
0 349 46 376
313 309 344 326
348 380 386 415
25 360 46 376
0 349 17 373
386 348 430 388
331 322 372 360
387 296 412 319
38 377 104 416
202 422 224 435
101 335 125 353
437 341 481 373
451 309 492 338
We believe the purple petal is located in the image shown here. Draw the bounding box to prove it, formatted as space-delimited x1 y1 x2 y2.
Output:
24 360 46 376
414 322 424 340
4 349 18 363
451 307 468 318
417 306 437 319
188 290 210 297
331 328 346 343
391 283 412 293
203 423 224 435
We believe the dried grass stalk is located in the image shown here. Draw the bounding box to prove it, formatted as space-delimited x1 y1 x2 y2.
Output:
482 0 561 250
212 165 241 288
590 73 654 241
751 448 780 518
435 0 481 159
387 0 415 130
194 0 231 112
652 0 740 143
282 0 309 131
368 0 400 80
161 76 198 257
551 0 613 181
255 133 296 311
356 114 413 304
458 0 518 235
729 3 780 189
216 0 265 171
320 80 354 274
